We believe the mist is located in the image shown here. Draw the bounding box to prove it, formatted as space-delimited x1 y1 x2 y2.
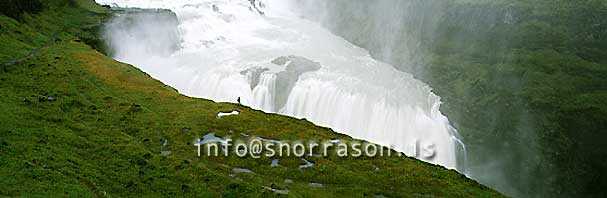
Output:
283 0 554 197
99 0 467 172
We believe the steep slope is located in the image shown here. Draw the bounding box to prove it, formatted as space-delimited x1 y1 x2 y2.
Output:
0 0 503 197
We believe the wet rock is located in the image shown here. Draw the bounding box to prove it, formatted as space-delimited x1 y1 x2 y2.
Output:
240 67 270 89
201 40 214 48
271 56 290 66
273 55 321 109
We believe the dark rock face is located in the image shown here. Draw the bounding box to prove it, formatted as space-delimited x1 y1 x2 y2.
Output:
273 55 321 110
240 67 270 90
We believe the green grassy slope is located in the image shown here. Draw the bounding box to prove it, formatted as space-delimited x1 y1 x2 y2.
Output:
0 0 503 197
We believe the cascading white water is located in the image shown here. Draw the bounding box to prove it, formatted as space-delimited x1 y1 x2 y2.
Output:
98 0 465 169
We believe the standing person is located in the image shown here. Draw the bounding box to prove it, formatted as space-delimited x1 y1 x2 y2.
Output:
237 97 241 104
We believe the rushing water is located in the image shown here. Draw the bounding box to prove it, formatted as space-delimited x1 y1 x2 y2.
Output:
98 0 466 170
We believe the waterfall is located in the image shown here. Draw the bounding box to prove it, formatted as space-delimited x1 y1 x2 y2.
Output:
98 0 465 170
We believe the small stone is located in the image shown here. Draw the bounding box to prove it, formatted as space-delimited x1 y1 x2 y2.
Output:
271 159 280 167
232 168 254 174
46 96 56 102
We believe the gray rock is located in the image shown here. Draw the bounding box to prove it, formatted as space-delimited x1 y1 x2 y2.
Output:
240 67 270 89
271 159 280 167
299 158 314 169
273 55 321 110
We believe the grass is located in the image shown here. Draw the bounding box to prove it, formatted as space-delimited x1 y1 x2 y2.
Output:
0 0 503 197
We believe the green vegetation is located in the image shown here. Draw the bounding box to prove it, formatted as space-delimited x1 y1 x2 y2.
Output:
314 0 607 197
0 0 44 19
425 2 607 197
0 0 503 197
